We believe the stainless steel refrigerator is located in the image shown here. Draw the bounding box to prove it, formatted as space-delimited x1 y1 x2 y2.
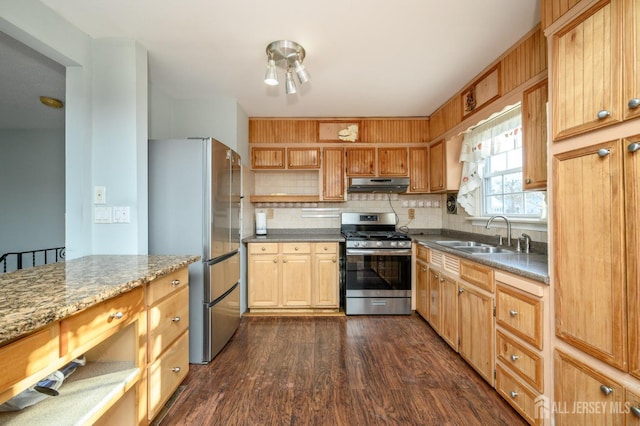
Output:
148 138 241 364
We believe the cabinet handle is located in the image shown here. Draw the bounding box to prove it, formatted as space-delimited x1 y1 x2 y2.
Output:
525 178 532 184
433 273 439 279
629 98 640 109
283 258 287 263
273 257 277 263
509 309 518 317
510 354 519 362
261 247 266 251
324 246 328 251
629 142 640 153
597 110 611 120
171 367 181 373
332 257 336 263
458 288 464 294
172 316 181 322
509 391 518 398
600 385 613 396
597 148 611 157
421 267 427 272
171 279 180 287
440 277 445 283
294 247 299 251
631 406 640 417
109 311 124 320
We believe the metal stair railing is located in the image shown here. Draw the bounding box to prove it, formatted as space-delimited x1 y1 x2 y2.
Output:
0 247 65 273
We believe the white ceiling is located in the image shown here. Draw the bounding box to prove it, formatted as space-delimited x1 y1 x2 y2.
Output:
2 0 541 128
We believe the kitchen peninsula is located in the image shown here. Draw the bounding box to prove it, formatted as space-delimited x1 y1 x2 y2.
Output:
0 254 199 425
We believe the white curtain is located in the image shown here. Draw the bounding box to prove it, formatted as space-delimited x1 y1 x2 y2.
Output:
457 105 522 215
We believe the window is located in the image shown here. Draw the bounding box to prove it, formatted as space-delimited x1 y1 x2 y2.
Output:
458 105 545 218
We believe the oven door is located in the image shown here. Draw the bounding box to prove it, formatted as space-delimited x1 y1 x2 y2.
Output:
345 248 412 297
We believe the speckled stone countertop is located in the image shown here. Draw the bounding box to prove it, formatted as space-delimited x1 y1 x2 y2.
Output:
410 232 549 284
243 228 344 243
0 255 200 346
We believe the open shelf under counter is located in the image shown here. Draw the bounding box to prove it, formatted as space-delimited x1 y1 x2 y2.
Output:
249 194 321 203
0 361 139 425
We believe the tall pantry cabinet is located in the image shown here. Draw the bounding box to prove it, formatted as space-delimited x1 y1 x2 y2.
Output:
546 0 640 423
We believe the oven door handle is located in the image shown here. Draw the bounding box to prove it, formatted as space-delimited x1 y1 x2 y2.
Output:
346 249 412 256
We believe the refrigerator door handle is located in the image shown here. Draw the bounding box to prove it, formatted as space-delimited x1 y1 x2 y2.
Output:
206 250 239 266
207 281 239 307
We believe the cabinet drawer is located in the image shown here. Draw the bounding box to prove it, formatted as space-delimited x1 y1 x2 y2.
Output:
416 244 429 262
496 285 542 349
60 288 143 356
282 242 311 254
148 331 189 420
496 364 541 425
460 260 494 292
0 325 59 395
146 268 188 306
315 243 337 254
249 243 278 254
148 287 189 361
496 330 543 393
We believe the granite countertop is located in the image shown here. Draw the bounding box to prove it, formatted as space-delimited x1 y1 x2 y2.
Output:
411 234 549 284
0 254 200 346
243 229 344 243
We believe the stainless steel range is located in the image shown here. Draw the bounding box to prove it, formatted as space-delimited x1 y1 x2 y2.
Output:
341 212 412 315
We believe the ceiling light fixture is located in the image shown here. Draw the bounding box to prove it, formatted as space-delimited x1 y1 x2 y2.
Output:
264 40 310 95
39 96 64 109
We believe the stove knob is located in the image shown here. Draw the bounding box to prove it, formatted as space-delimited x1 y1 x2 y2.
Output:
354 241 361 248
360 241 367 248
376 241 383 247
398 241 406 247
390 241 398 247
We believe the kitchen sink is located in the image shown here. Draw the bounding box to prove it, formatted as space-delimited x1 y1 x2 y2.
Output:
456 246 516 254
435 240 493 248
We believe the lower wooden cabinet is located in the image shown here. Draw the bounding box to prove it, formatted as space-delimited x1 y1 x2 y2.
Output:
415 244 429 318
248 241 339 312
458 281 495 384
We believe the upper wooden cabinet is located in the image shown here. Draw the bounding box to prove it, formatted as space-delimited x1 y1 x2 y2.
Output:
522 79 549 190
551 0 640 140
322 148 345 201
542 0 582 29
287 148 320 169
251 147 285 169
378 147 408 176
428 137 462 193
252 147 319 170
408 147 429 193
346 147 376 176
249 119 318 143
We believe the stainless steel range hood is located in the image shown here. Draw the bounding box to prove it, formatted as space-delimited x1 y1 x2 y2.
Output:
347 177 410 193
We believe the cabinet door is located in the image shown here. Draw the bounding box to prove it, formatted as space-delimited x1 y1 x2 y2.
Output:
553 140 627 370
522 79 548 190
440 274 458 350
287 148 320 169
322 148 345 201
408 147 429 193
346 147 376 176
281 254 312 307
248 253 280 308
378 147 408 176
251 147 285 169
428 139 445 192
313 252 339 307
624 0 640 121
552 0 621 140
428 269 441 332
415 260 429 319
554 350 624 425
627 135 640 379
458 283 495 384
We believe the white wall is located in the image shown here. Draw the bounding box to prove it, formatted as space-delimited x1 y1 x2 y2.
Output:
0 129 65 256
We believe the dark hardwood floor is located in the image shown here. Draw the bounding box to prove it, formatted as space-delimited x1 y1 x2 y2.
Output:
157 314 526 425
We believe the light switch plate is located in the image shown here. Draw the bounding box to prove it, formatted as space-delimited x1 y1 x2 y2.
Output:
113 206 130 223
95 206 112 223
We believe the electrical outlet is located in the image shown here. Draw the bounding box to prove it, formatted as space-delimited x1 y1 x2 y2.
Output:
267 208 274 219
94 186 106 204
408 208 415 219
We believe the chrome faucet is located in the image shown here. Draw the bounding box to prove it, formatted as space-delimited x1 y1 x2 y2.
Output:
486 215 511 247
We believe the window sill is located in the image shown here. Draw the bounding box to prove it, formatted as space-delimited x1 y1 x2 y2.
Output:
467 217 548 232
